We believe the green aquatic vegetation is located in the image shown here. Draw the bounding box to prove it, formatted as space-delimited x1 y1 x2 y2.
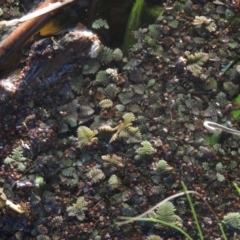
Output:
222 212 240 230
152 159 173 173
4 146 27 172
36 235 50 240
99 112 141 143
233 182 240 195
67 197 88 221
134 140 156 160
92 18 109 29
223 81 239 97
116 182 228 240
112 48 123 62
98 46 113 65
77 126 98 148
99 99 113 109
185 51 209 76
147 235 162 240
108 174 121 190
82 59 101 75
102 154 124 172
149 201 182 227
193 16 216 32
86 168 105 184
58 100 79 127
122 0 144 54
231 94 240 121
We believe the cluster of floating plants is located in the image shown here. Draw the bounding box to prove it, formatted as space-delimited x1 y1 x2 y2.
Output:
1 0 240 239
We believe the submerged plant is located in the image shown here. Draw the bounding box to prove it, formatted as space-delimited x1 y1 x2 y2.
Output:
67 197 88 221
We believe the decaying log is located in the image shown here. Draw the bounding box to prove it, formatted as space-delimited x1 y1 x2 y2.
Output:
0 0 78 72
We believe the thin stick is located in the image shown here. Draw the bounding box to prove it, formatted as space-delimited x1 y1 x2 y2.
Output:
0 0 75 28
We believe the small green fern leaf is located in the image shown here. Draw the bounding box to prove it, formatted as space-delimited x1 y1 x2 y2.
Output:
185 51 209 76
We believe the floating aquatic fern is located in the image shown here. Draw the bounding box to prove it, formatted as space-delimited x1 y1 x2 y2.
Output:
135 141 156 160
152 159 173 173
147 235 162 240
149 201 181 226
223 82 239 97
215 92 229 108
108 174 122 190
92 18 109 29
77 126 98 148
99 99 113 109
67 197 88 221
86 168 105 184
112 48 123 61
99 112 141 143
102 154 124 172
98 46 113 65
58 100 79 127
36 235 50 240
4 146 27 172
193 16 216 32
222 212 240 230
185 51 209 76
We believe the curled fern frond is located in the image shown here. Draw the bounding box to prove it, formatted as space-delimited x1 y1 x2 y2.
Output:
67 197 88 221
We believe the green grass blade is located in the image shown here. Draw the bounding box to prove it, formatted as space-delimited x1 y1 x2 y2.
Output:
181 181 204 240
